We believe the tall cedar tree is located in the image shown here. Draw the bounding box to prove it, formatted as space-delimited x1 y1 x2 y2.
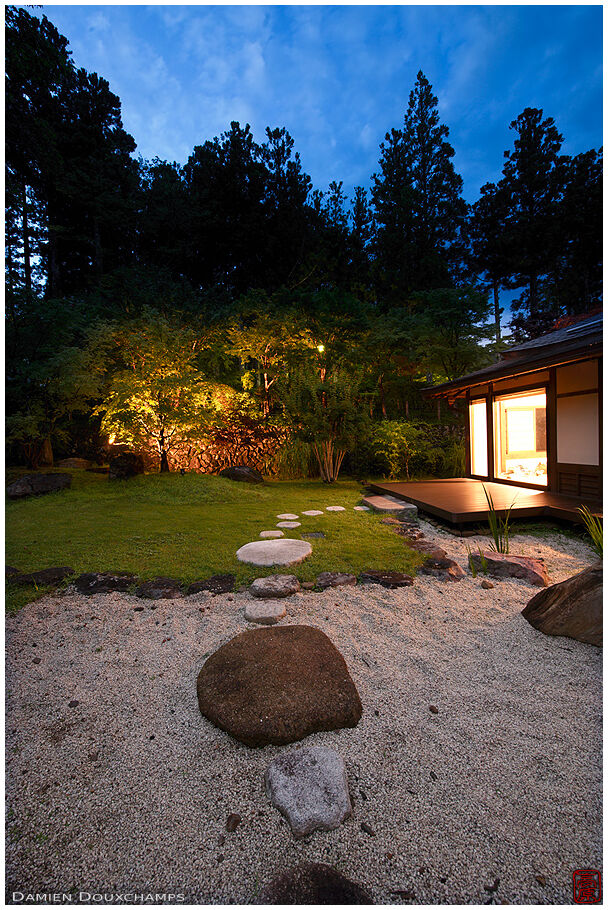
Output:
468 182 511 341
372 71 467 308
500 108 564 338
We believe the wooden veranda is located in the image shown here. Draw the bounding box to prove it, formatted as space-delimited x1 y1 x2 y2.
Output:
369 478 603 527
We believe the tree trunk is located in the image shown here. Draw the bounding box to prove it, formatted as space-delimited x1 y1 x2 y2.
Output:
22 181 31 295
160 451 170 472
378 373 387 418
312 439 346 483
493 281 501 342
39 436 54 466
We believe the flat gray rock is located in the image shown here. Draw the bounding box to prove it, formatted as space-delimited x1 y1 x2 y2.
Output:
277 513 299 520
317 572 357 590
250 575 300 598
363 494 418 518
302 509 324 516
245 601 287 625
326 505 345 512
277 520 301 528
236 539 312 567
265 746 352 837
259 530 284 539
353 505 370 511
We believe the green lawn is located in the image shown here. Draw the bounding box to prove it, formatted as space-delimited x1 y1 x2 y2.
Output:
5 470 422 612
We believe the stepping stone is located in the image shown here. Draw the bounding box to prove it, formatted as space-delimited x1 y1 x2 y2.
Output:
236 539 312 567
261 863 372 904
302 531 325 539
277 513 299 520
11 566 74 587
277 520 301 528
74 572 138 594
260 530 284 539
302 509 324 516
196 625 362 746
250 575 300 598
186 574 235 596
265 746 352 837
353 505 370 511
326 505 345 512
245 601 287 625
359 570 414 588
136 577 183 599
316 572 357 590
363 494 418 518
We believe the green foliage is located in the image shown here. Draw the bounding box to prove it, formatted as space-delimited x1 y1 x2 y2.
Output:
94 310 219 469
6 344 105 468
285 359 371 482
483 483 518 554
273 439 316 480
373 421 425 480
371 420 461 480
578 506 602 557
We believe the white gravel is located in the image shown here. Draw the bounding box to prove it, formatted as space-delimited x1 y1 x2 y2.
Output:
6 522 601 904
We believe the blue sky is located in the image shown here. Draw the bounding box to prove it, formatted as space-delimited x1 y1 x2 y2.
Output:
34 4 602 203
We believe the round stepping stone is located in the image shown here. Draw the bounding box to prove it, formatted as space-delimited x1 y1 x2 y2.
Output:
245 601 287 625
325 506 345 512
260 530 284 539
353 505 370 511
196 625 362 746
236 539 312 567
302 509 324 517
277 521 301 528
316 572 357 590
250 575 300 598
277 513 299 520
265 746 352 838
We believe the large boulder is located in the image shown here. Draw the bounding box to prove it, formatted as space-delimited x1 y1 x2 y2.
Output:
522 562 602 646
259 863 372 905
219 465 264 484
108 452 144 480
6 473 72 500
196 625 362 746
265 746 352 838
469 551 549 587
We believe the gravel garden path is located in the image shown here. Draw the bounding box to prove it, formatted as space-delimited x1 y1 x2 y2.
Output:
6 520 601 905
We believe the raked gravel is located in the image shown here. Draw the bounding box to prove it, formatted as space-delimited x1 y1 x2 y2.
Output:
5 520 601 904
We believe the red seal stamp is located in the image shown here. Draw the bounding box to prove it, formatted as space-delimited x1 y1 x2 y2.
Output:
573 869 601 904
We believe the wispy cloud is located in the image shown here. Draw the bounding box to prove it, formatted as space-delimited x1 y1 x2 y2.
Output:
35 5 601 200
